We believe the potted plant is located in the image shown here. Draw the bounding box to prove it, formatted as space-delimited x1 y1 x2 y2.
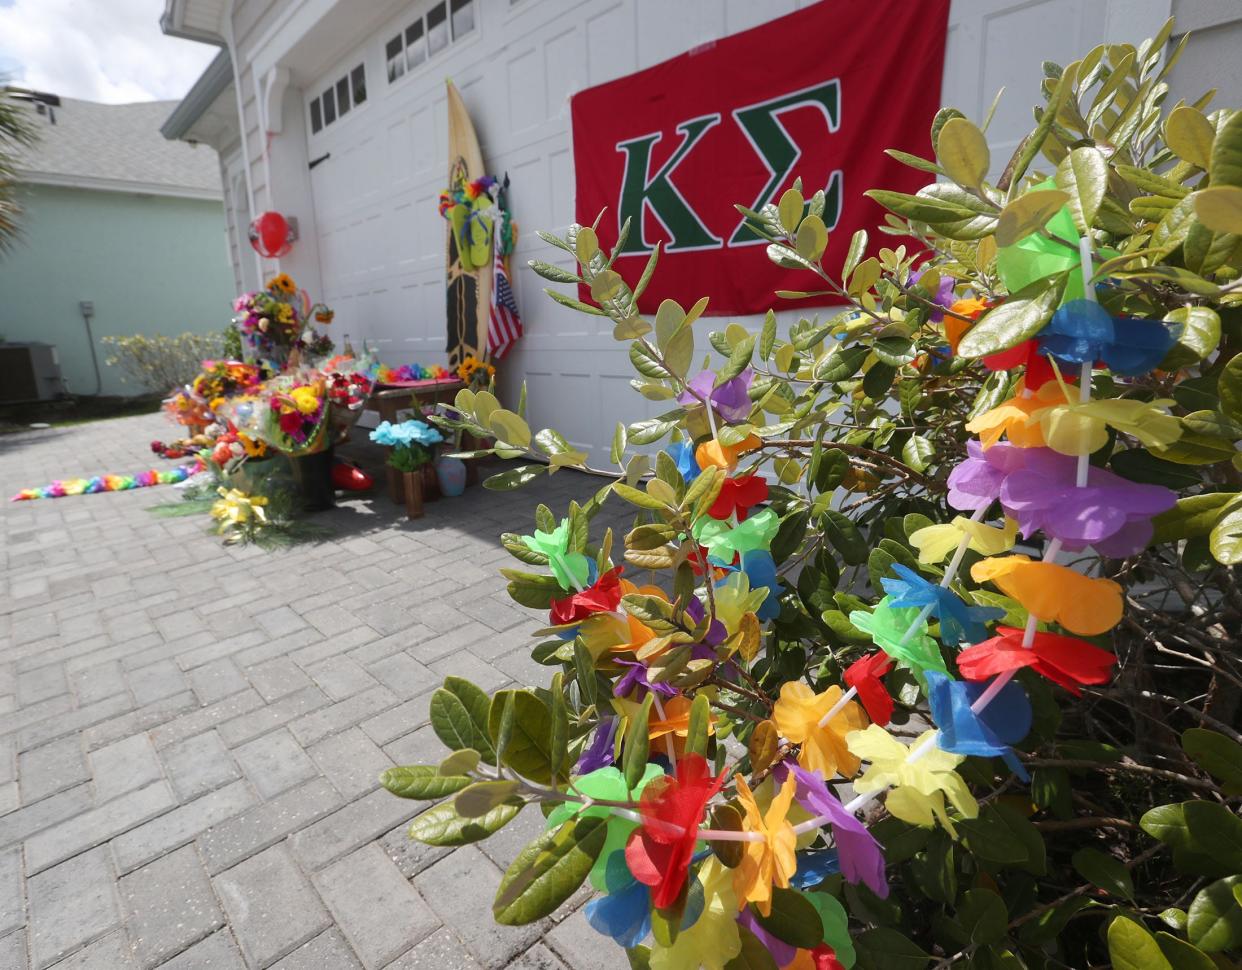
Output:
369 419 445 518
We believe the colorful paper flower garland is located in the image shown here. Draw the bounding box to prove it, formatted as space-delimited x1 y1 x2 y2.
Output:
497 224 1182 967
10 458 205 502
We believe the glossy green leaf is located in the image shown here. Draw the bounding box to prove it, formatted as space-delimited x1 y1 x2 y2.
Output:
486 690 554 783
753 888 824 949
1108 917 1172 970
381 765 472 800
493 816 607 924
957 274 1066 358
1187 876 1242 951
408 797 523 846
1072 847 1135 900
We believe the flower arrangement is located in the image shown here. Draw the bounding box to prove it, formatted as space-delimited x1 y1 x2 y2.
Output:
381 23 1242 970
233 274 334 367
161 387 213 428
326 370 372 410
191 359 264 410
456 354 495 390
370 419 443 470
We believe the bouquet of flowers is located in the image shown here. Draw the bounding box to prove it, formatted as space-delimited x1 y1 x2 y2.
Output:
370 419 443 470
161 387 213 429
191 359 264 411
233 274 334 368
326 370 372 410
455 354 495 390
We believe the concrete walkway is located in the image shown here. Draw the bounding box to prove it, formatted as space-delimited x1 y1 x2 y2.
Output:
0 413 630 970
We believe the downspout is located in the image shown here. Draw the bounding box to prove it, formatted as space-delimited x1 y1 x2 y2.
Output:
223 0 263 287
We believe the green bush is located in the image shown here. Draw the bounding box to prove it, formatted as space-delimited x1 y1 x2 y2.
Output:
101 331 225 393
386 20 1241 969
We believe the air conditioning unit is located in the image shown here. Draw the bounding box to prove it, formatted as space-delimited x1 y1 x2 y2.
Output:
0 342 66 402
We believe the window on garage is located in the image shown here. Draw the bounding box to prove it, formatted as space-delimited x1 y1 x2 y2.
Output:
385 0 475 86
308 63 366 134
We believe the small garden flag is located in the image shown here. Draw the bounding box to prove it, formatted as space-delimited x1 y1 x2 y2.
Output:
489 209 523 359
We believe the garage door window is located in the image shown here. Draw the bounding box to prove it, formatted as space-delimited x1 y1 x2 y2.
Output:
308 63 367 134
385 0 475 86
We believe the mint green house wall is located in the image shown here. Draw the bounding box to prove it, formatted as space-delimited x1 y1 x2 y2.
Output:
0 183 235 397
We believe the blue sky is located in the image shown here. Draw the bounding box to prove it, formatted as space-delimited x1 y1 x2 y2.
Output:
0 0 216 103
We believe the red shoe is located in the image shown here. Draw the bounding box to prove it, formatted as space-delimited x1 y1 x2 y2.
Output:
332 461 374 491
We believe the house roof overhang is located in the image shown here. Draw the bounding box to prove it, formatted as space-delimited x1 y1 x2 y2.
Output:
160 48 236 149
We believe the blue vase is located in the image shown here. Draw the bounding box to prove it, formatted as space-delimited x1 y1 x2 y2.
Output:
436 456 467 497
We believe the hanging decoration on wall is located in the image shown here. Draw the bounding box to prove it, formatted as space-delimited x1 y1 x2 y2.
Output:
248 211 297 259
570 0 949 315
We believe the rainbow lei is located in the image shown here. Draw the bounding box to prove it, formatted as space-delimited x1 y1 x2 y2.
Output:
10 458 204 501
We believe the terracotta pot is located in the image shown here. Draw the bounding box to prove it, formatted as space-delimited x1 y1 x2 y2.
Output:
402 469 424 519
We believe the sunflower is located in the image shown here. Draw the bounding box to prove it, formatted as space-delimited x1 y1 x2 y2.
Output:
267 273 296 296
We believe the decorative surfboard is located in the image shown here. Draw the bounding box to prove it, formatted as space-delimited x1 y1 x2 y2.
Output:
444 80 492 371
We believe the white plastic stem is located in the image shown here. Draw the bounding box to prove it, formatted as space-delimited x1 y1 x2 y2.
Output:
553 553 586 593
651 694 677 772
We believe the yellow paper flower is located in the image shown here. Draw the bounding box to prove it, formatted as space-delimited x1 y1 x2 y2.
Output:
650 858 741 970
276 303 295 325
964 380 1070 449
848 725 978 837
970 554 1123 636
712 571 769 636
733 774 798 916
910 516 1018 565
1028 395 1182 456
772 682 865 779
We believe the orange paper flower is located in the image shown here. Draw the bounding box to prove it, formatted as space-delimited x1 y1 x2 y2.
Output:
964 380 1071 450
970 555 1122 636
944 297 991 353
733 775 798 917
772 682 866 779
696 435 761 472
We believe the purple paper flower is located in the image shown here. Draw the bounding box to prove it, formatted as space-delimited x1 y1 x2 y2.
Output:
785 763 889 898
685 597 727 647
910 267 956 323
575 718 618 774
613 661 679 701
737 907 797 966
946 440 1034 511
677 368 754 423
998 449 1176 556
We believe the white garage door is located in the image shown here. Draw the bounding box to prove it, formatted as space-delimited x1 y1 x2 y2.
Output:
305 0 1170 463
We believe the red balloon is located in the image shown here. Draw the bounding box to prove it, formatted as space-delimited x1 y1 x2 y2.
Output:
248 211 293 258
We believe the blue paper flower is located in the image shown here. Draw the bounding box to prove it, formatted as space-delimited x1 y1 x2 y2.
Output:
740 549 781 621
881 564 1004 646
667 440 701 485
584 850 705 947
1037 299 1174 376
790 848 842 889
925 670 1032 779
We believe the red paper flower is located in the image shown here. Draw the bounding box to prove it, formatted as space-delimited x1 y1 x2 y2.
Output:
548 566 624 626
983 341 1078 391
957 625 1116 695
843 652 895 726
624 753 725 909
708 474 769 521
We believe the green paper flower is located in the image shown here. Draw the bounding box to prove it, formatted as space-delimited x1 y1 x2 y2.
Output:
849 596 949 687
546 764 664 891
522 520 590 591
693 507 779 563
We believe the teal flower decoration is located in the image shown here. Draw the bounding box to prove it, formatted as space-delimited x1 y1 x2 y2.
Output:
849 596 949 687
693 507 779 563
522 519 591 591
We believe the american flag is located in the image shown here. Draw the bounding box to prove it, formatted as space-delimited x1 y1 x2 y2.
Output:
488 209 523 359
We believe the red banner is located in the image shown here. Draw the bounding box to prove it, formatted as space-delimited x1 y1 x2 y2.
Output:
571 0 949 316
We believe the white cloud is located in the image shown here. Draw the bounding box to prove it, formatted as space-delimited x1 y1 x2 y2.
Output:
0 0 218 104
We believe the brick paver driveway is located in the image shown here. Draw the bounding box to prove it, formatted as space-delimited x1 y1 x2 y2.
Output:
0 413 631 970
